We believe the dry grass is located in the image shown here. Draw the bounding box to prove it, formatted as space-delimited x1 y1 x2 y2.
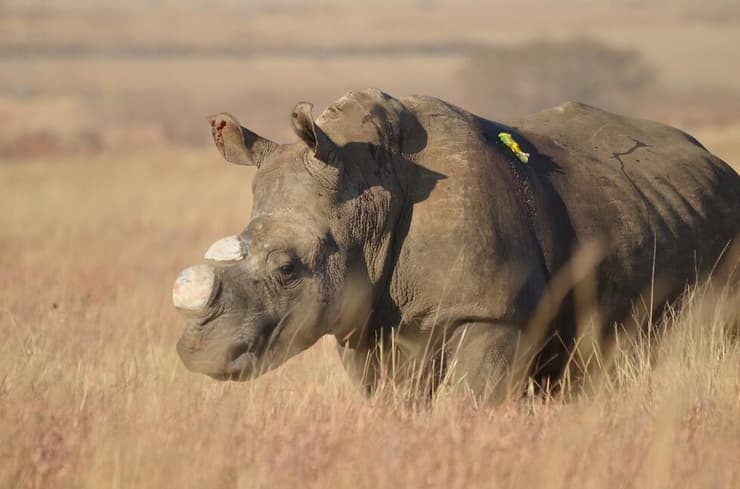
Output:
1 148 738 489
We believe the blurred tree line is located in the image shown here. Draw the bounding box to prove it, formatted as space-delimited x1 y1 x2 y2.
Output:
460 38 656 118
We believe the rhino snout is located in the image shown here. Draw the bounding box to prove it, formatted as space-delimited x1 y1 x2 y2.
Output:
172 264 218 314
174 261 259 380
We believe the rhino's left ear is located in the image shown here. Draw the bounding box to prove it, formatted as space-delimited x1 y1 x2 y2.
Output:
207 113 277 167
291 102 338 164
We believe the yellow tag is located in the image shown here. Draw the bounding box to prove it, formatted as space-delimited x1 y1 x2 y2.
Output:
498 132 530 164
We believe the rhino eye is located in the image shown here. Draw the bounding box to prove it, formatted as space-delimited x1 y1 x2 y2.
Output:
279 262 296 276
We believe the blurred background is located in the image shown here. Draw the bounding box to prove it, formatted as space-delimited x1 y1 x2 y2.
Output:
2 0 740 160
2 3 740 487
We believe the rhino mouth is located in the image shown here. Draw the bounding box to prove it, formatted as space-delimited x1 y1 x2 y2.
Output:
210 317 285 381
217 343 259 381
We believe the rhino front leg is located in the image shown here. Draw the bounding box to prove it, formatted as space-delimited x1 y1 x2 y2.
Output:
443 322 521 403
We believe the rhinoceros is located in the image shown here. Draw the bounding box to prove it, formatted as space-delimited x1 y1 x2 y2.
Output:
173 88 739 400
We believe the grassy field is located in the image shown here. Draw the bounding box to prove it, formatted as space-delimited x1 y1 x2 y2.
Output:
2 1 740 487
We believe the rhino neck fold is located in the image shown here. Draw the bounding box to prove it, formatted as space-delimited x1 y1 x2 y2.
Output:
302 151 340 192
351 186 414 351
333 162 413 350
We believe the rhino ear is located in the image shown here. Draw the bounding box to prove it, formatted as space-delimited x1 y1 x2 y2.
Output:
291 102 337 164
207 113 277 167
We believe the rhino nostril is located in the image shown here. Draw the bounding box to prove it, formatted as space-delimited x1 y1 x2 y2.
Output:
173 264 217 312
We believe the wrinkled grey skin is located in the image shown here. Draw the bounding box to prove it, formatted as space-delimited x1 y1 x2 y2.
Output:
175 89 740 400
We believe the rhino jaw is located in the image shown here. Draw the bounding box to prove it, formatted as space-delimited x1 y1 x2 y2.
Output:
204 235 245 262
172 264 217 313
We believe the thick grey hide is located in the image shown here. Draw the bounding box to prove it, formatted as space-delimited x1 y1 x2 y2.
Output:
175 89 740 401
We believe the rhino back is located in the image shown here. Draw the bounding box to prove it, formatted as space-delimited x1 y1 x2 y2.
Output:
508 102 740 324
318 90 738 333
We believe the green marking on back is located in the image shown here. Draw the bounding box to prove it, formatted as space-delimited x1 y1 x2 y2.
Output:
497 132 530 164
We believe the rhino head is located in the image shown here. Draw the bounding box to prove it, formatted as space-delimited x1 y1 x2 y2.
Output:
174 96 412 381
